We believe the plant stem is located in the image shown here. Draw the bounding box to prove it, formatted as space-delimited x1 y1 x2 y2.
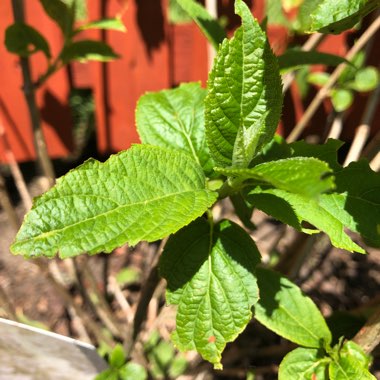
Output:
353 306 380 354
10 0 56 186
287 15 380 142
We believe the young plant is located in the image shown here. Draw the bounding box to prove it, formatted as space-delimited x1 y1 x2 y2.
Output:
96 344 147 380
5 0 124 87
308 51 379 112
5 0 123 183
10 0 380 377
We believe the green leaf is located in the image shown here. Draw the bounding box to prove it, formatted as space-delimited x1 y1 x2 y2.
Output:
11 145 217 258
254 267 332 348
265 0 291 27
339 51 366 85
136 83 214 175
331 89 354 112
248 188 365 252
279 347 330 380
39 0 74 36
168 0 192 24
109 344 125 369
329 356 375 380
205 0 282 168
61 40 120 63
352 67 379 92
340 341 372 368
319 160 380 248
94 369 118 380
249 137 342 171
286 139 342 171
160 218 261 369
175 0 226 49
216 157 334 198
329 340 375 379
119 362 148 380
296 0 320 32
308 72 331 87
77 18 126 33
5 22 51 58
146 340 176 378
279 50 347 72
116 267 140 287
310 0 380 34
63 0 87 20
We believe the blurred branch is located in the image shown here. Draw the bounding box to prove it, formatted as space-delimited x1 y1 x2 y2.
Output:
287 15 380 142
10 0 55 186
344 83 380 166
353 306 380 354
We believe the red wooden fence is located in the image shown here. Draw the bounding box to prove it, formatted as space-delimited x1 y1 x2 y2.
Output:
0 0 377 163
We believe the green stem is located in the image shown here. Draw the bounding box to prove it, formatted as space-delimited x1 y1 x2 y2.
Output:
216 181 236 200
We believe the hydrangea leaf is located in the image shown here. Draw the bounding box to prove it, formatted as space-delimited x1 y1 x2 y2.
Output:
319 160 380 248
205 0 282 168
136 83 214 175
248 188 365 253
329 340 375 379
329 356 375 380
160 218 261 369
278 50 348 73
279 347 330 380
254 268 332 348
298 0 380 34
5 23 51 58
11 145 217 258
61 40 119 63
175 0 226 48
77 18 126 33
39 0 74 36
216 157 334 198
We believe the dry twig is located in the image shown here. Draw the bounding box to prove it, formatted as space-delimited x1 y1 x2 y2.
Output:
287 15 380 142
344 83 380 166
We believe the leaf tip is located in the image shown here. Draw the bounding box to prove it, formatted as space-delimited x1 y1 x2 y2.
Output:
213 362 223 370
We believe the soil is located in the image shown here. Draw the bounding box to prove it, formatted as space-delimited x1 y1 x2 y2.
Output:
0 164 379 380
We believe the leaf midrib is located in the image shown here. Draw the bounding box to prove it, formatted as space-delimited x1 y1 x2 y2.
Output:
16 189 211 245
278 302 324 344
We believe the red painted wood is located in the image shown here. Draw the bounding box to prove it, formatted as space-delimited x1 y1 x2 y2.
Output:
0 0 378 163
0 0 73 163
170 23 208 87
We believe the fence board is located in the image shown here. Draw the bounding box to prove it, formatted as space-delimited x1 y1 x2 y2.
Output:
1 0 378 163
